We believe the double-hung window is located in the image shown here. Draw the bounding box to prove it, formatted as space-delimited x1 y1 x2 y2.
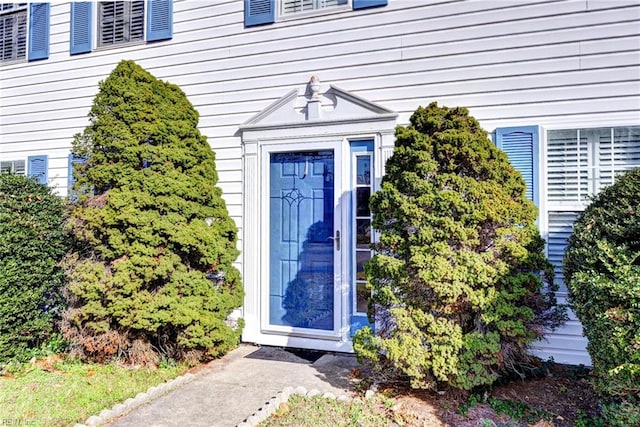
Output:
70 0 172 55
245 0 387 27
0 156 48 185
0 3 26 62
0 2 49 63
281 0 347 16
497 125 639 364
495 125 640 291
547 127 640 205
0 159 25 175
546 126 640 288
98 1 144 47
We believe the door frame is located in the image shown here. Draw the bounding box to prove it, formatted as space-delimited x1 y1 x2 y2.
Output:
241 131 397 353
238 82 398 352
260 140 348 340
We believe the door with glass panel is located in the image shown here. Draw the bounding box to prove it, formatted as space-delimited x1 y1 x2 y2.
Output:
266 141 375 339
268 149 340 335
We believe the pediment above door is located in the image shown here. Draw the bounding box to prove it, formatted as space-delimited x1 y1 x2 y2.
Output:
239 76 397 135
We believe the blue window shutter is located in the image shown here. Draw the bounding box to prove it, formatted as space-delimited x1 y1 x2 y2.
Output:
147 0 173 42
67 154 86 190
495 126 540 206
28 155 48 185
68 154 87 201
245 0 275 27
70 2 92 55
28 3 50 61
353 0 387 10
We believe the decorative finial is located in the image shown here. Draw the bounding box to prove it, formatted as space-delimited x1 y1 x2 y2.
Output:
310 75 320 99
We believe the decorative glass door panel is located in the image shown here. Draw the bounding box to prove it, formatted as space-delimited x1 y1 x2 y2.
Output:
269 150 336 332
349 140 375 336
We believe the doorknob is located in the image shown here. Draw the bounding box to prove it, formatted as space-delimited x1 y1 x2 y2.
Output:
328 230 340 251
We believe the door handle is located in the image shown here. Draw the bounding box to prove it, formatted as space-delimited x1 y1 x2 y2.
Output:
328 230 340 251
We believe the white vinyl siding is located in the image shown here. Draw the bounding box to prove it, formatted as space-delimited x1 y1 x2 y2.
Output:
0 3 27 62
98 1 144 47
282 0 347 16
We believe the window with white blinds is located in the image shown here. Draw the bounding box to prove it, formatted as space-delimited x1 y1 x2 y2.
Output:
0 160 25 175
98 1 144 47
282 0 347 15
547 126 640 205
546 126 640 292
0 3 27 62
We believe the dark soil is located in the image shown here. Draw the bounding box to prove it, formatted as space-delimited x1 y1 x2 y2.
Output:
374 363 601 426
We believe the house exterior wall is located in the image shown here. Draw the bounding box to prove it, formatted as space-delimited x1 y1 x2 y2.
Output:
1 0 639 365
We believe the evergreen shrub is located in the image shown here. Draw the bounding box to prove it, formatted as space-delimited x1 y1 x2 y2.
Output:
62 60 243 365
0 174 67 362
564 167 640 422
353 102 565 390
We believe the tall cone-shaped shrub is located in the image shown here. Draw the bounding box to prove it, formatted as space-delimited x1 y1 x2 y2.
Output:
353 102 565 390
62 60 243 365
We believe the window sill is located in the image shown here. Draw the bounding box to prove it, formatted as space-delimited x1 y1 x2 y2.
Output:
0 58 27 67
94 39 146 52
278 5 350 22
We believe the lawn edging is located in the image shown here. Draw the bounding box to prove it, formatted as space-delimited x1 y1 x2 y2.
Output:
75 371 197 427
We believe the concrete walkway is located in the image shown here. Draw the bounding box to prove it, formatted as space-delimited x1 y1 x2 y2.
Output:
106 344 363 427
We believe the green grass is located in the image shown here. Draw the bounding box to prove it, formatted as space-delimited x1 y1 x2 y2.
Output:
261 395 392 427
0 357 186 426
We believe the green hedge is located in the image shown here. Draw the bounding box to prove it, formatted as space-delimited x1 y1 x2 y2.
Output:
0 174 67 363
564 167 640 423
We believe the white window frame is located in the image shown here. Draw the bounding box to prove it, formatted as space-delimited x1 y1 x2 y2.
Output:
540 124 640 295
0 159 26 175
279 0 349 20
0 3 27 63
351 150 373 316
543 125 640 211
97 0 145 49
